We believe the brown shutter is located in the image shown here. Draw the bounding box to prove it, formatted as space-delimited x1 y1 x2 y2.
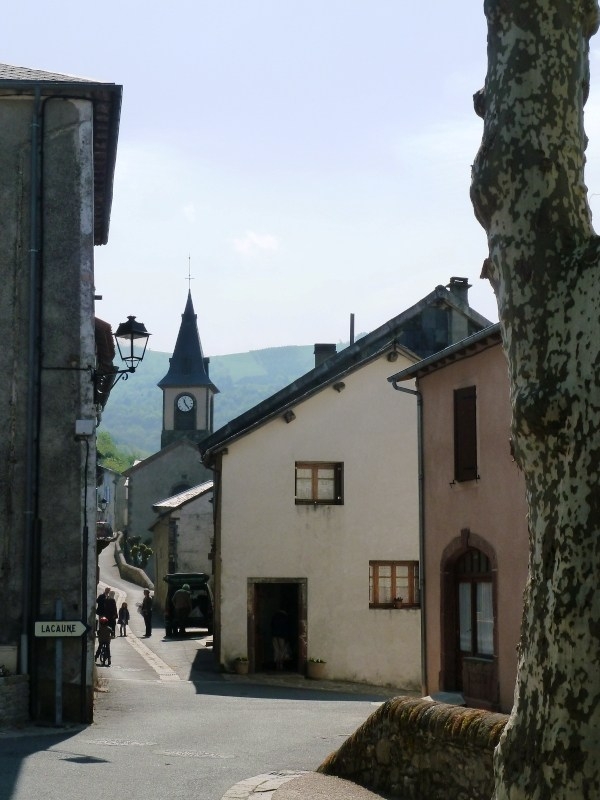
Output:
454 386 477 482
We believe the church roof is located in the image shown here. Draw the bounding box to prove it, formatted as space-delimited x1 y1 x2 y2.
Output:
157 291 219 391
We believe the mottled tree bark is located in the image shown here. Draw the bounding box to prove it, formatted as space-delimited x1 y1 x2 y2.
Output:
471 1 600 798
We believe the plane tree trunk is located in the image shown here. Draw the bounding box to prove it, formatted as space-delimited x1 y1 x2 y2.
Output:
471 1 600 797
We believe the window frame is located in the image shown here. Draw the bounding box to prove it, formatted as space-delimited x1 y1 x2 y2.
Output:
294 461 344 505
454 385 478 482
369 560 420 608
456 548 495 658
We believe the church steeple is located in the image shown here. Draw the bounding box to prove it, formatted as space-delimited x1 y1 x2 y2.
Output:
158 291 217 391
158 291 219 449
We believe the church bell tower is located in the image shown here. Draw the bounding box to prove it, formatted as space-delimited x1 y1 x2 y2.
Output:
158 291 219 449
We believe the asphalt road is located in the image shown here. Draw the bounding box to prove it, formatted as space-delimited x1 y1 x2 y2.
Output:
0 546 399 800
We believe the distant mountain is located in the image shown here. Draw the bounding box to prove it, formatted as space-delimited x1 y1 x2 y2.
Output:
98 344 331 456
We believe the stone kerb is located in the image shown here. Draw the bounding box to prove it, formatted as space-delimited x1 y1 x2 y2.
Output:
318 696 508 800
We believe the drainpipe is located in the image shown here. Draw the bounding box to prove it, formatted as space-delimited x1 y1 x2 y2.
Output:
391 380 427 697
22 87 43 716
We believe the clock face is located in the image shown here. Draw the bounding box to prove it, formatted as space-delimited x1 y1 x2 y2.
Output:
177 394 194 412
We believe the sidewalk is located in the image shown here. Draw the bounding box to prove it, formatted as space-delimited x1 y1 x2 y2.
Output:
222 771 393 800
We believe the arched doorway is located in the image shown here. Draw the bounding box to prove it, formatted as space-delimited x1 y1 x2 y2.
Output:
441 531 499 710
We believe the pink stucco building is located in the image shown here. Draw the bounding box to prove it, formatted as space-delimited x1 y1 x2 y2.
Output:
390 324 528 713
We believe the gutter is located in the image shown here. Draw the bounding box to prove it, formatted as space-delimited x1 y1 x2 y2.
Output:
22 86 43 712
390 380 427 697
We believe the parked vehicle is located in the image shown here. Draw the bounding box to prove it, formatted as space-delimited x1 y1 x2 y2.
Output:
163 573 214 637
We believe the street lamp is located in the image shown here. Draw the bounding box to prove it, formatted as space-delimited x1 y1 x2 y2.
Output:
94 316 151 403
113 315 151 373
43 315 151 405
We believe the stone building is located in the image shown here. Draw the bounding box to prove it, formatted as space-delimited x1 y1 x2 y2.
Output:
123 291 217 560
0 63 123 722
150 480 214 612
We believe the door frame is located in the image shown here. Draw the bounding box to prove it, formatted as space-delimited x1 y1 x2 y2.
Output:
440 528 498 699
247 578 307 672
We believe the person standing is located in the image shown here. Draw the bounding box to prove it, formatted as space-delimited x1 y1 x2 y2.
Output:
96 586 110 628
171 583 192 637
105 590 118 638
118 602 130 636
271 609 290 671
141 589 153 637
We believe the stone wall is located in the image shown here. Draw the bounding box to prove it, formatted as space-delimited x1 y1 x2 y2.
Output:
0 676 29 726
318 696 508 800
114 537 154 590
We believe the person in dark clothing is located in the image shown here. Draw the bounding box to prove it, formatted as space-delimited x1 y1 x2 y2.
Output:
171 584 192 637
95 617 112 665
118 602 130 636
96 586 110 631
96 586 110 617
105 590 118 638
271 609 290 670
141 589 153 637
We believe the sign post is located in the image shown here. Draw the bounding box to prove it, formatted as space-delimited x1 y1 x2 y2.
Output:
34 620 89 637
35 604 90 726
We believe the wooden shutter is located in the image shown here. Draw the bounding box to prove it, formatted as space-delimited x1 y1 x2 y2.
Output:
454 386 477 482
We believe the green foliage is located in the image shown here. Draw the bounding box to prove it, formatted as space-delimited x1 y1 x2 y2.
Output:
99 343 344 455
122 535 153 568
97 430 145 473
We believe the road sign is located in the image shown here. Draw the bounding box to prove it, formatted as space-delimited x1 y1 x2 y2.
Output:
34 620 89 638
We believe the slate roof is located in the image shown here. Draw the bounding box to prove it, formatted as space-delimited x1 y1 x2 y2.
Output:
387 323 502 385
152 480 214 514
158 291 219 392
200 282 493 465
0 63 121 245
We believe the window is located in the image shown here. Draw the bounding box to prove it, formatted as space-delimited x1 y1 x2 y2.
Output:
454 385 478 482
369 561 420 607
295 462 343 505
456 548 494 657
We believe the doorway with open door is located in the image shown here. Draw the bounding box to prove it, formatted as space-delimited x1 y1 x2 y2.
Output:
441 537 499 710
248 579 306 673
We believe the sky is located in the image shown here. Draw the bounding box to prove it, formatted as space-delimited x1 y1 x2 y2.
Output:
5 2 600 356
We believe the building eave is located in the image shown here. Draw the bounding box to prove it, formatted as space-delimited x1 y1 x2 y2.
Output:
388 323 502 384
152 480 214 513
0 63 122 245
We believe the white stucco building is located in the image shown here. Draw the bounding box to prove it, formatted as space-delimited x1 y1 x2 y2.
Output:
201 280 491 689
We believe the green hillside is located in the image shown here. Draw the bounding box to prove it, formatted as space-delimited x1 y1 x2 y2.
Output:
98 344 323 455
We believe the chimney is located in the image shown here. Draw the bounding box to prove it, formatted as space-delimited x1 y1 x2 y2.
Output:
314 343 337 368
447 276 471 305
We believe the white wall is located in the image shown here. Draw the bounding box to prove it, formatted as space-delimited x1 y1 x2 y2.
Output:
218 350 422 689
177 493 213 574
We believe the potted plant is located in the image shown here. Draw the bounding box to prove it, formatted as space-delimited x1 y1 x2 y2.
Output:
306 658 326 680
233 656 249 675
393 597 404 609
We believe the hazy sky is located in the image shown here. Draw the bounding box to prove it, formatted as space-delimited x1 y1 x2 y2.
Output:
5 2 600 355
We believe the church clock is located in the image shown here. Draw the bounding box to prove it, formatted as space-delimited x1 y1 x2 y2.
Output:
177 394 195 412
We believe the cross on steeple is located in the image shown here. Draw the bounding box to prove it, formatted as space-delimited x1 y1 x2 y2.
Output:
186 255 194 289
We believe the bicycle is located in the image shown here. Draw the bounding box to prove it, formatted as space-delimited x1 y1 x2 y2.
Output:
98 641 111 667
